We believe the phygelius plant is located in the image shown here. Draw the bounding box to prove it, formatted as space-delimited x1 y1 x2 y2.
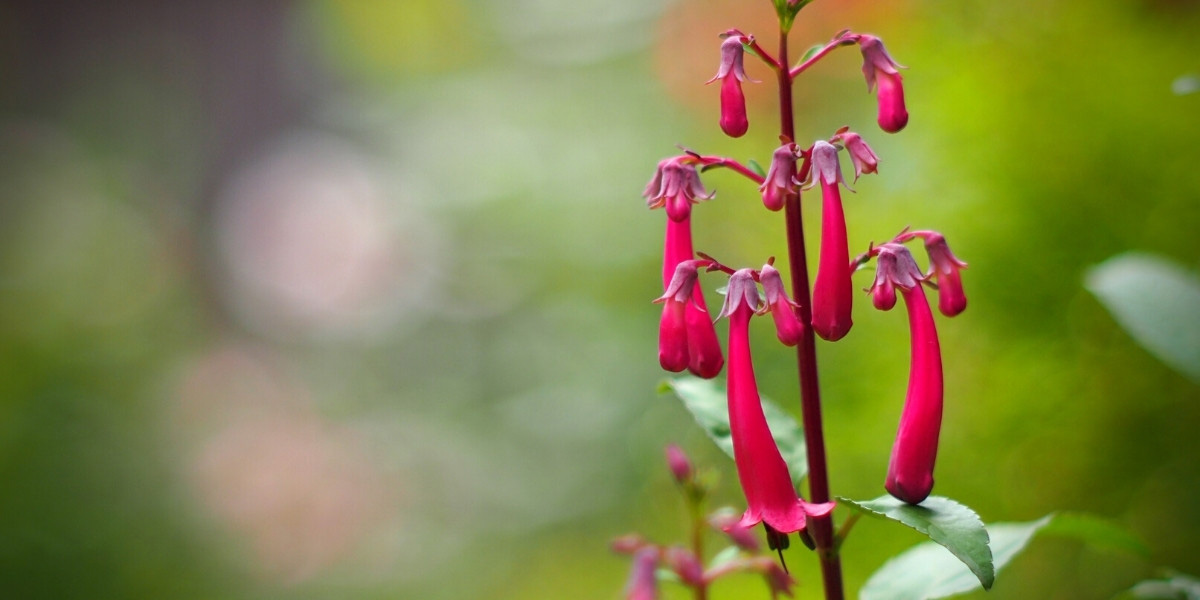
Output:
615 2 987 599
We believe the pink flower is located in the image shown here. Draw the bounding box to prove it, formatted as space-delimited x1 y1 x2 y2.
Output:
707 36 753 138
663 546 704 587
835 129 879 181
759 143 799 211
624 546 660 600
643 156 713 222
759 263 804 346
872 243 943 504
859 35 908 133
807 141 854 341
922 233 968 317
718 269 835 533
655 221 724 378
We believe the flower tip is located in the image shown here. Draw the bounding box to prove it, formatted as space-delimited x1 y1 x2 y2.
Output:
885 474 933 505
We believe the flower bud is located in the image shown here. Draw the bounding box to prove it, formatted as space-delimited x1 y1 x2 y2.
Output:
708 36 754 138
664 444 693 483
859 35 908 133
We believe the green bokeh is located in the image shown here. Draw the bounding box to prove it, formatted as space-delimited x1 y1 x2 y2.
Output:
0 0 1197 598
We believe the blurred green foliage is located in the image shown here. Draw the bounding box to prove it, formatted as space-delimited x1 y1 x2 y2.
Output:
0 0 1197 598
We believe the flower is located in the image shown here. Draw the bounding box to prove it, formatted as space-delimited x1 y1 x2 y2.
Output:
663 546 704 587
707 35 754 138
624 546 660 600
759 143 799 211
922 232 968 317
643 156 714 222
719 269 835 533
872 243 943 504
835 129 879 181
858 35 908 133
759 263 804 346
655 221 724 378
807 141 854 341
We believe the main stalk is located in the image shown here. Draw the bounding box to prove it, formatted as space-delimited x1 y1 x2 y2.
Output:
776 27 845 600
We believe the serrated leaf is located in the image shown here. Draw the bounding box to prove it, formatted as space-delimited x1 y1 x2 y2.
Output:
1085 253 1200 382
1118 572 1200 600
660 376 807 483
860 515 1051 600
843 495 994 590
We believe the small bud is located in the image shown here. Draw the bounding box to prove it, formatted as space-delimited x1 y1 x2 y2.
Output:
611 534 649 555
759 143 799 211
837 130 879 181
759 263 805 346
664 546 704 587
624 547 660 600
664 444 693 483
708 36 754 138
923 233 968 317
858 35 908 133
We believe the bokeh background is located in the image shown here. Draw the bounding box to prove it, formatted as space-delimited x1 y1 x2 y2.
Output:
1 0 1197 598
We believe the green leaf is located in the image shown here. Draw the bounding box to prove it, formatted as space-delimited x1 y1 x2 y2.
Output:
1118 572 1200 600
747 158 766 178
707 545 742 571
799 43 825 64
659 376 807 483
1085 252 1200 383
1039 512 1149 558
859 515 1050 600
843 495 994 590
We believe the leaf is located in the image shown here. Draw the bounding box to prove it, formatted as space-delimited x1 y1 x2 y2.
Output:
707 545 742 571
799 42 825 64
747 158 766 178
659 376 808 483
1118 572 1200 600
1085 252 1200 383
1038 512 1149 558
859 515 1050 600
843 495 994 590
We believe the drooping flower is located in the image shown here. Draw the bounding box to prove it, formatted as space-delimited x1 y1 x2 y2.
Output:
707 35 754 138
759 143 799 211
624 546 660 600
759 263 804 346
836 129 879 182
922 232 968 317
807 141 854 341
872 243 943 504
654 221 723 378
643 156 714 223
858 35 908 133
718 269 835 533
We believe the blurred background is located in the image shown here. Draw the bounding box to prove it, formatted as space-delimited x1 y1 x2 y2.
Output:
0 0 1197 598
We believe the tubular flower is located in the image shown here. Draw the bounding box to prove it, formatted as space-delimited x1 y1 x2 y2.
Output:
858 35 908 133
922 232 968 317
759 263 804 346
759 143 799 211
643 156 714 223
655 222 724 378
807 141 854 341
707 35 753 138
873 243 943 504
718 269 835 533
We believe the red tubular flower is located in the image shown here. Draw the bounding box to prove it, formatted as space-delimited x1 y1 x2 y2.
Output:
643 156 713 223
759 263 804 346
718 269 835 533
858 35 908 133
872 243 943 504
922 232 968 317
808 141 854 341
654 221 724 378
707 36 753 138
759 143 799 211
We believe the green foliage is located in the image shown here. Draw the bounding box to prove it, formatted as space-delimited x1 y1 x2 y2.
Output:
660 376 808 483
1117 572 1200 600
859 513 1146 600
1085 253 1200 383
844 495 994 591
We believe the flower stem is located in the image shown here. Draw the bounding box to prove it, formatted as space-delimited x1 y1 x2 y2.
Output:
777 27 845 600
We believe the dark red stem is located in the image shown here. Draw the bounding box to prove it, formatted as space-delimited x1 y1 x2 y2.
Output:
777 27 845 600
